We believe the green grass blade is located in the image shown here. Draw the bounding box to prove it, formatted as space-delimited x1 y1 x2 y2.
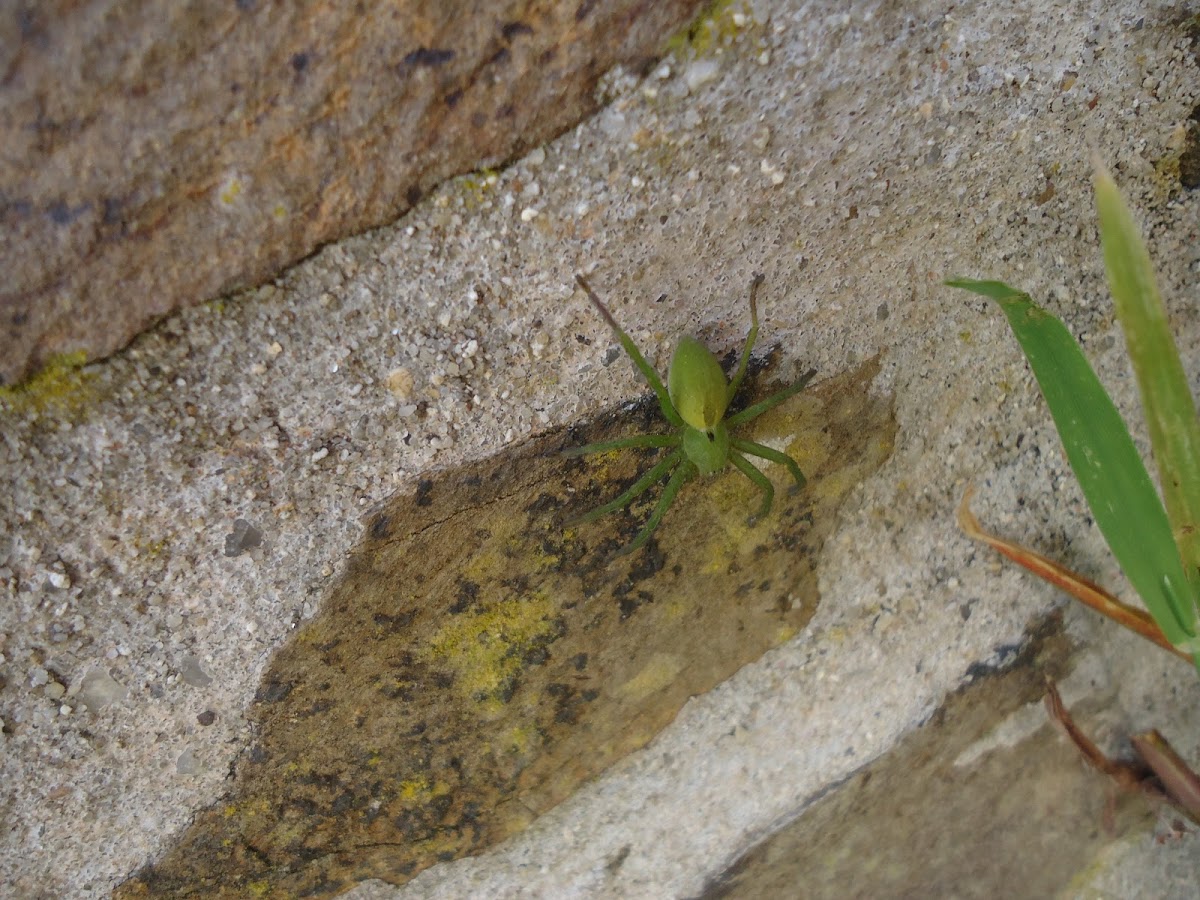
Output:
947 278 1197 651
1095 164 1200 609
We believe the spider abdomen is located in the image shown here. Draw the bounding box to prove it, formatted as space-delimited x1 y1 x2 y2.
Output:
668 336 730 430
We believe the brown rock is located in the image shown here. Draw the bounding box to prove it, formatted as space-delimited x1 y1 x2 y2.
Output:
0 0 704 384
114 358 896 898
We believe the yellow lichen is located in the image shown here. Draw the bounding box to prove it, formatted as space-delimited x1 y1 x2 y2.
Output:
263 819 312 850
774 623 799 644
420 590 559 713
0 351 93 418
667 0 755 58
229 797 272 820
218 177 244 206
698 476 761 569
397 776 431 803
456 167 500 209
500 723 539 756
618 652 686 700
663 596 690 621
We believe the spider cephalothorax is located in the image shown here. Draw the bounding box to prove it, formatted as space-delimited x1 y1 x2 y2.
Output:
565 273 816 553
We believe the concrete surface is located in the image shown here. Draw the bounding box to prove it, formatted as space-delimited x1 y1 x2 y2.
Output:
3 0 1199 897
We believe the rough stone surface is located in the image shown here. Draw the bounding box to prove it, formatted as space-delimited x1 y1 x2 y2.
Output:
1 1 1199 898
116 360 893 897
696 617 1175 899
0 0 703 385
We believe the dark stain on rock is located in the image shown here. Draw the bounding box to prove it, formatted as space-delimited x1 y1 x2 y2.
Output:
371 611 414 632
450 579 479 614
403 47 456 68
116 358 896 898
502 22 535 41
1179 103 1200 190
255 680 292 704
369 513 391 540
48 200 91 225
413 477 433 507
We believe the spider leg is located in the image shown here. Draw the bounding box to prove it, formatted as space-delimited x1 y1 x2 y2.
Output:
725 368 818 427
568 450 682 526
562 433 680 458
621 459 697 554
728 451 773 522
576 275 685 428
726 273 764 403
731 438 807 494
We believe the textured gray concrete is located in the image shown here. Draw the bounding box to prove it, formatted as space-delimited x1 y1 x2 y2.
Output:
3 0 1199 896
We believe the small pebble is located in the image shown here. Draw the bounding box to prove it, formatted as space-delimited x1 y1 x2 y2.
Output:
223 519 263 558
685 59 720 93
78 668 127 709
387 368 415 400
181 655 213 688
176 749 200 776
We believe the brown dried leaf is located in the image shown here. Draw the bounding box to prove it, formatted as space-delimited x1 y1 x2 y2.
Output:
957 487 1188 661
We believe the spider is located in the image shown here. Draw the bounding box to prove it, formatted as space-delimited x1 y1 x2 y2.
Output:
564 273 817 553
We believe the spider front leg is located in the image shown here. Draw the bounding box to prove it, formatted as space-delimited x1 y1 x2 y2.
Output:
623 458 697 554
575 275 684 428
567 448 683 527
562 433 679 458
725 368 818 428
732 438 807 495
725 273 764 403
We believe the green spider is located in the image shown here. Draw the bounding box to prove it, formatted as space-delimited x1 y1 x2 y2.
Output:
564 273 817 553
